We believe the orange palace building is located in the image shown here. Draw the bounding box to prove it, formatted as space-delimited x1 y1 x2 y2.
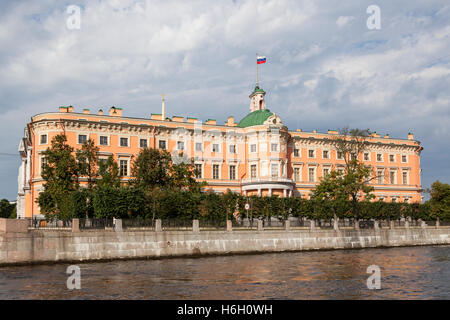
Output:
16 85 423 218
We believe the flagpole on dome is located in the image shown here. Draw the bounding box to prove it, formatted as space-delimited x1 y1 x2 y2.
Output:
256 53 259 87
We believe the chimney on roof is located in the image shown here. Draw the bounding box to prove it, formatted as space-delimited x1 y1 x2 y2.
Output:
109 106 122 117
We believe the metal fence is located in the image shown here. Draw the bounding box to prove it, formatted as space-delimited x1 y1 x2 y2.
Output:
161 219 192 230
79 218 113 230
28 218 72 230
199 219 227 230
122 219 155 230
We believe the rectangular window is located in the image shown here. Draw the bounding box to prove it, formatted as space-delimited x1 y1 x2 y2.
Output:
402 171 408 185
251 165 257 178
271 163 278 177
213 164 219 179
391 197 397 203
294 167 300 182
158 140 166 150
229 145 236 153
350 153 357 160
337 151 344 160
294 149 299 157
40 135 47 144
390 171 396 184
177 141 184 150
308 168 315 182
308 150 315 158
195 142 202 152
377 153 383 162
229 165 236 180
78 134 87 144
119 160 128 176
212 144 219 153
377 170 383 184
404 198 409 203
323 168 330 176
271 143 278 152
337 168 344 175
402 155 407 163
40 157 47 174
120 137 128 147
389 154 395 162
364 152 370 161
322 150 329 159
140 139 147 148
194 164 202 179
250 144 256 153
100 136 108 146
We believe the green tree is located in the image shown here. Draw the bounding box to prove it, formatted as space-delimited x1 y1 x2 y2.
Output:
97 155 121 189
428 181 450 221
76 139 99 191
328 128 375 219
0 199 15 218
38 134 79 219
131 148 173 189
311 170 349 222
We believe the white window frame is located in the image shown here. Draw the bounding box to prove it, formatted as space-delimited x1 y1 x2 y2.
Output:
39 134 48 145
212 163 221 179
177 140 185 151
271 143 278 152
229 165 236 180
376 153 384 162
389 154 396 163
377 169 384 184
119 158 130 177
250 163 257 179
118 136 130 148
293 166 301 182
401 154 408 163
337 151 344 160
212 143 220 153
158 139 167 150
271 163 279 178
322 166 331 177
228 144 236 154
195 142 203 152
139 138 148 148
363 152 371 162
77 133 89 145
322 150 330 159
308 167 316 182
194 163 203 179
308 149 315 159
98 135 110 147
389 170 397 185
402 170 409 185
250 144 257 153
294 148 300 157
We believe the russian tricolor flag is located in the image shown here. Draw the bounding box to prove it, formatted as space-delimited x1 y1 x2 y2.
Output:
257 56 267 64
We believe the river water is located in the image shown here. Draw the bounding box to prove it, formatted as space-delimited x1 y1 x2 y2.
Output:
0 245 449 299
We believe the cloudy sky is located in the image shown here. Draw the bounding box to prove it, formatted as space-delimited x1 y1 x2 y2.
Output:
0 0 449 200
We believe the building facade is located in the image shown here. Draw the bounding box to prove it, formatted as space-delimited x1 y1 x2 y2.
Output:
17 86 423 218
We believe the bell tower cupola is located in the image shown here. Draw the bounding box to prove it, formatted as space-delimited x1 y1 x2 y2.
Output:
249 86 266 112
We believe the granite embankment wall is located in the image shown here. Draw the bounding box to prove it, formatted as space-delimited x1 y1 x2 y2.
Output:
1 219 450 265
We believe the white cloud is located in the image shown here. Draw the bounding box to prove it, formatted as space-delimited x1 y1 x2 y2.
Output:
336 16 355 28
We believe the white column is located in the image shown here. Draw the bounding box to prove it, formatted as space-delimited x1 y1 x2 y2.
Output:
283 189 287 197
269 188 272 196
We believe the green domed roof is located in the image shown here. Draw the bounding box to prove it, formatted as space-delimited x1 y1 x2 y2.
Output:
238 109 273 128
